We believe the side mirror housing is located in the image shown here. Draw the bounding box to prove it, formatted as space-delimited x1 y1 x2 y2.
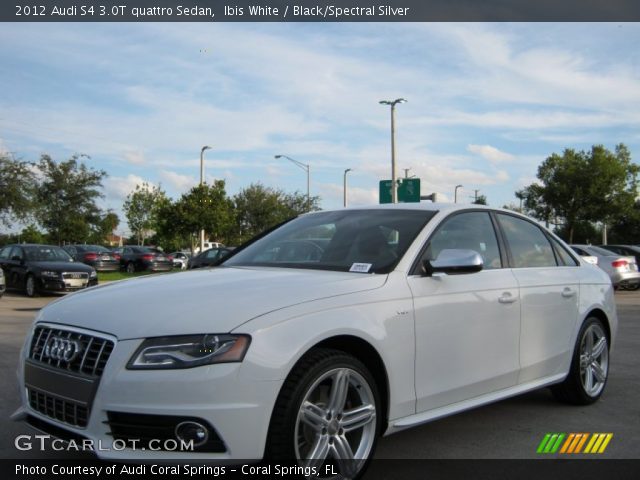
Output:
423 249 484 276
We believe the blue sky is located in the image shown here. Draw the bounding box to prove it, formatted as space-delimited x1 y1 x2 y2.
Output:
1 22 639 235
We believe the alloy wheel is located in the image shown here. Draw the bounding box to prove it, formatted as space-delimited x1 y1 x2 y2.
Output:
294 367 377 478
579 323 609 397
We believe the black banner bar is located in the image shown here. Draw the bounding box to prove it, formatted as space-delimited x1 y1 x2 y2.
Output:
3 0 640 22
3 459 640 480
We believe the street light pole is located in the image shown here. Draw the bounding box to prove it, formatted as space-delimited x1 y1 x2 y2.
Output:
379 98 407 203
454 184 463 203
275 155 311 212
199 145 211 253
343 168 352 207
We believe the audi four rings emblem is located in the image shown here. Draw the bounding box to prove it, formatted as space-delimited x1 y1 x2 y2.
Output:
43 337 81 362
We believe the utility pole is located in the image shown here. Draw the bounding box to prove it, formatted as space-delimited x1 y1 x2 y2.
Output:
379 98 407 204
199 145 211 253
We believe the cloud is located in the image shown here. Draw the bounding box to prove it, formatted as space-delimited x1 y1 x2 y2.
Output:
320 182 378 206
103 174 148 202
159 170 197 193
467 144 514 164
123 150 146 165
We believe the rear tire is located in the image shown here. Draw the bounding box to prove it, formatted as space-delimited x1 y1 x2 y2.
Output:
126 262 135 274
552 317 609 405
266 349 380 479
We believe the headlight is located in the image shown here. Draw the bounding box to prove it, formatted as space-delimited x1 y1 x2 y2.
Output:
90 270 97 278
41 270 58 278
127 334 251 370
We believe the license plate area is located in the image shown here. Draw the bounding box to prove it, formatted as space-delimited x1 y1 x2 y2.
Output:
25 361 97 406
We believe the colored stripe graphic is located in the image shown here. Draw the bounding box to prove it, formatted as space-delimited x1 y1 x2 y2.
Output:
537 433 565 453
538 433 613 454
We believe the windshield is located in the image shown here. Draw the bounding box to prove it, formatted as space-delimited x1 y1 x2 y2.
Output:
223 209 436 274
24 246 73 262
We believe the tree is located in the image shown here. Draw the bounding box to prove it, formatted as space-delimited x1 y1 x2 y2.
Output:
609 200 640 244
87 211 120 245
123 182 168 245
231 183 321 244
159 181 235 251
0 153 36 227
472 194 488 205
20 224 45 244
519 144 639 243
35 154 107 245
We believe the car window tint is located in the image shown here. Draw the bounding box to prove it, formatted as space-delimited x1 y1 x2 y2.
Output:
549 237 578 266
10 247 24 260
423 212 502 270
571 246 587 256
0 246 11 260
588 245 619 257
497 214 557 268
205 249 219 259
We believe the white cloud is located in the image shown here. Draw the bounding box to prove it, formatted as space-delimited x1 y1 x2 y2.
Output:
467 144 514 164
123 150 146 165
159 170 197 192
320 182 379 207
103 174 148 202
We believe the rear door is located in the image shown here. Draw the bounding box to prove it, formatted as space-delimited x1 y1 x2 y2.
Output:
495 214 581 383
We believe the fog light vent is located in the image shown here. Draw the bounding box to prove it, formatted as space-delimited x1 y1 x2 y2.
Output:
175 421 209 448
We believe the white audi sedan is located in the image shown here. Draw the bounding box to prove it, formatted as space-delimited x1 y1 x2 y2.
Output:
14 204 616 477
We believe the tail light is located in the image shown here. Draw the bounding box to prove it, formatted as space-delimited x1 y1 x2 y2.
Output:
167 255 174 261
84 253 98 261
112 253 121 261
142 254 154 261
612 259 628 268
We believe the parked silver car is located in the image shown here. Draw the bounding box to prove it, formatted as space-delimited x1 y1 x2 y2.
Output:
571 244 640 289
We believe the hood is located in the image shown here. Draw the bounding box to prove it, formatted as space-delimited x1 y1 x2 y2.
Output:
38 267 387 339
30 261 94 272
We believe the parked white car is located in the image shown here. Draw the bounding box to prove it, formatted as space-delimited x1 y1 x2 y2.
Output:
13 204 616 477
169 251 191 270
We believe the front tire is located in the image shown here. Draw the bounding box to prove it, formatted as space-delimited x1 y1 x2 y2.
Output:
552 317 609 405
266 349 380 479
25 274 38 298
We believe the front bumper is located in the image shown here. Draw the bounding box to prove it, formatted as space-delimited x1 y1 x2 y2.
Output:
15 325 281 460
38 277 98 293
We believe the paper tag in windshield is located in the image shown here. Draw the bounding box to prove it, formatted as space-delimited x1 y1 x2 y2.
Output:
350 263 372 273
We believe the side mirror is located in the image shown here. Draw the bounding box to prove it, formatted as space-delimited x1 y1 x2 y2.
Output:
423 249 484 276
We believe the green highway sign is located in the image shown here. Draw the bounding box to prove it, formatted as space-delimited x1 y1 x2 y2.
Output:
379 178 421 204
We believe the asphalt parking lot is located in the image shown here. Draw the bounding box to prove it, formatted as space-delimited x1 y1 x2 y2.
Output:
0 290 638 460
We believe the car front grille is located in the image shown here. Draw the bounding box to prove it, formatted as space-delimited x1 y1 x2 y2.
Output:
28 388 89 428
62 272 89 280
29 326 114 376
26 325 115 429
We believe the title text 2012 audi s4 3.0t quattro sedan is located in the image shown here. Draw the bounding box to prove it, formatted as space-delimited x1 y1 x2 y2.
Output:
13 205 616 478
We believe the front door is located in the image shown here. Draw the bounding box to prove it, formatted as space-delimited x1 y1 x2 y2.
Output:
408 211 521 412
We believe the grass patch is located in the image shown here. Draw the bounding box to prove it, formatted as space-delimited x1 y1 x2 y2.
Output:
97 269 178 282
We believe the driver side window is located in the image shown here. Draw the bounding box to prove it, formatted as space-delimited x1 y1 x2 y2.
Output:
421 212 502 270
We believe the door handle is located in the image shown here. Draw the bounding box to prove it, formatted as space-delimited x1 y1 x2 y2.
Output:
498 292 518 304
562 288 576 298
